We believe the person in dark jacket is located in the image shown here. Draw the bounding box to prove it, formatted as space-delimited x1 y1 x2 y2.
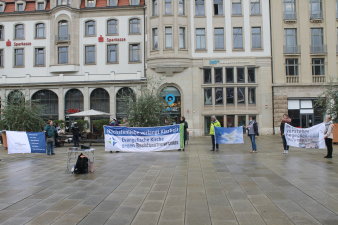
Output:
280 114 292 154
71 122 80 147
246 117 259 152
180 116 189 151
44 120 57 155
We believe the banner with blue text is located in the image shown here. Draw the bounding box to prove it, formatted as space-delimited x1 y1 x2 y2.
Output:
7 131 46 154
215 127 244 144
104 125 181 152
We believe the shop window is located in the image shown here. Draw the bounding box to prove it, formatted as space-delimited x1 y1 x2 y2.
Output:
65 89 84 114
204 115 224 135
238 115 246 132
227 115 235 127
32 90 58 120
116 87 135 120
90 88 110 113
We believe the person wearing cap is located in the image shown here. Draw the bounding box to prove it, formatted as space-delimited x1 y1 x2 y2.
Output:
110 118 119 126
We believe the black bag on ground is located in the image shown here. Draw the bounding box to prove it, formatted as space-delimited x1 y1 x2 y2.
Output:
81 145 90 150
74 153 88 174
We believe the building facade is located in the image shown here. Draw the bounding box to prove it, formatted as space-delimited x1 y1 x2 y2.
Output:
271 0 338 132
0 0 145 121
146 0 273 135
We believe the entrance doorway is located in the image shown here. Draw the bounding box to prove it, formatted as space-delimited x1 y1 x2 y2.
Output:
301 114 313 128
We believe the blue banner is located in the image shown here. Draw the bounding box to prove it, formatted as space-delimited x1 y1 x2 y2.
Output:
7 131 46 154
27 132 46 153
215 127 244 144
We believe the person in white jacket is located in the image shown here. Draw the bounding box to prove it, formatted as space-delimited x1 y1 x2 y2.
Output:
324 115 334 158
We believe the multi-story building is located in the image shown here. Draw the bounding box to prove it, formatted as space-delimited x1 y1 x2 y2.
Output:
146 0 273 135
271 0 338 131
0 0 145 121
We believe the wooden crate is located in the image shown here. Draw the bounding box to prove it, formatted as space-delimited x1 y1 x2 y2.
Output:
333 124 338 144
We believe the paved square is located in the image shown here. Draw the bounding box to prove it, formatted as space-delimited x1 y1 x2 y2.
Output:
0 136 338 225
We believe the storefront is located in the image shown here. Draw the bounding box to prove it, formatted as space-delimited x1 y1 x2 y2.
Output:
287 99 323 128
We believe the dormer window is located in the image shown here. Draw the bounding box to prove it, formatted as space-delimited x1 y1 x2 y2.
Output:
0 3 5 12
16 3 25 11
86 0 95 7
130 0 139 6
57 0 71 6
108 0 118 6
37 1 45 10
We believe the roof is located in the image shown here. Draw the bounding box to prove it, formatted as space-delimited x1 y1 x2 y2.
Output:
80 0 145 9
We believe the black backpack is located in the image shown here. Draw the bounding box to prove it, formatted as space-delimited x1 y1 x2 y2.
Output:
74 153 88 174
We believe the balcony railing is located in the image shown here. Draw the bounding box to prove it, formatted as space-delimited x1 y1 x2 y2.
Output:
284 45 300 54
55 35 70 43
286 75 299 84
310 45 327 54
310 13 323 20
312 75 325 83
283 12 296 21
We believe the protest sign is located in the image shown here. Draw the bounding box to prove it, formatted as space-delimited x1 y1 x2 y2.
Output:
284 123 326 149
104 125 180 152
215 127 244 144
7 131 46 154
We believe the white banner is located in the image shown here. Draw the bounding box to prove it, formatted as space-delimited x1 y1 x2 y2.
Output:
104 125 181 152
7 131 31 154
284 123 326 149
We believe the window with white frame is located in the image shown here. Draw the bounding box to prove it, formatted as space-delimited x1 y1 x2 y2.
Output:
85 20 96 36
16 3 24 11
0 3 4 12
233 27 243 49
165 0 172 15
312 58 325 75
107 44 118 63
35 48 45 66
214 0 223 15
57 0 71 5
214 28 224 50
285 58 299 76
165 27 173 49
152 28 158 50
129 43 141 62
311 28 324 53
232 0 242 15
130 0 139 6
35 23 45 38
310 0 322 19
152 0 158 16
0 25 3 40
179 27 186 49
195 0 205 16
14 48 24 67
58 21 69 41
251 27 261 49
0 49 3 67
196 28 206 50
283 0 296 20
250 0 260 15
85 45 96 64
58 46 68 64
15 24 24 39
107 19 118 35
37 2 45 10
178 0 185 15
129 18 140 34
108 0 118 6
284 28 297 53
87 0 95 7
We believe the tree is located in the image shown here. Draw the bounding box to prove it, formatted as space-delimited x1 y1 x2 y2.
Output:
0 92 45 131
315 82 338 123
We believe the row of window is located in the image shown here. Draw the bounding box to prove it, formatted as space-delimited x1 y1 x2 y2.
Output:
0 44 141 67
84 0 140 7
0 1 46 12
152 26 262 51
285 58 325 76
151 0 261 17
0 18 141 41
204 86 256 105
203 67 256 84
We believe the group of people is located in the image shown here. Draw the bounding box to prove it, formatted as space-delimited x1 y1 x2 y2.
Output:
209 114 335 158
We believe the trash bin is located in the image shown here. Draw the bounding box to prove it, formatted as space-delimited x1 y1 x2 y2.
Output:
333 124 338 144
1 130 7 150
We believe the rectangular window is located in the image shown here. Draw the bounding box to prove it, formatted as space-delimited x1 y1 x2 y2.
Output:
311 28 324 53
87 0 95 7
312 58 325 75
215 87 223 105
85 45 96 64
107 44 118 63
152 28 158 50
195 0 205 16
285 58 299 76
203 68 211 84
226 87 234 104
131 0 139 5
14 48 24 66
237 87 245 104
85 21 96 36
214 28 224 50
37 2 44 10
196 28 206 50
178 0 185 15
129 43 141 62
248 67 255 83
0 4 3 12
58 46 68 64
233 27 243 49
283 0 296 20
310 0 322 19
152 0 158 16
165 0 172 15
17 3 24 11
250 0 260 15
232 1 242 15
179 27 186 49
35 48 45 66
0 26 3 40
248 88 256 104
214 68 223 83
251 27 261 49
165 27 173 49
57 0 71 5
227 115 235 127
204 88 212 105
226 68 234 83
238 115 246 128
284 28 297 53
237 67 245 83
0 49 3 67
214 0 224 15
108 0 118 6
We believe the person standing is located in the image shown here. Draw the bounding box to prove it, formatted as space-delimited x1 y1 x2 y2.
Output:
180 116 189 151
324 115 334 158
280 114 292 154
71 122 80 147
247 117 259 153
210 116 221 151
44 120 57 155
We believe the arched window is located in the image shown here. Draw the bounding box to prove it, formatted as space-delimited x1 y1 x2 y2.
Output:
116 87 135 119
107 19 118 35
90 88 110 113
129 18 140 34
7 90 24 105
32 90 59 120
85 20 96 36
15 24 24 39
58 20 69 41
0 25 4 40
35 23 45 38
65 89 84 114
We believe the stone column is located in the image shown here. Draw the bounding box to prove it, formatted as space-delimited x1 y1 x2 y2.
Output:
58 87 64 120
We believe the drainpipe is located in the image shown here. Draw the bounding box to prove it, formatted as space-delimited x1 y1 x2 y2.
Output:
269 0 275 135
143 6 146 79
